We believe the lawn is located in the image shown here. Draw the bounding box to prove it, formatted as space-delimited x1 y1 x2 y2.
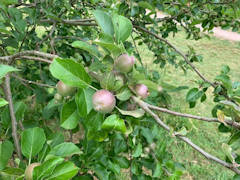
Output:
138 29 240 179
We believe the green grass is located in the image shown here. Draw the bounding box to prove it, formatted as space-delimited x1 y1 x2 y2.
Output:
138 29 240 179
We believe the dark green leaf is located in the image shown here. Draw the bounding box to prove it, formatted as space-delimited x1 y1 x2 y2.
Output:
61 100 79 130
0 141 14 170
75 88 94 118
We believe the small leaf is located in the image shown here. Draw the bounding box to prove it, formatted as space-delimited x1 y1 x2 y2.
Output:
0 141 14 170
93 10 114 38
117 108 145 118
0 98 8 108
47 142 81 158
132 143 142 158
222 143 234 163
75 88 94 118
153 162 162 178
21 127 46 159
93 164 110 180
138 1 155 11
186 88 204 102
116 88 132 101
50 58 91 88
0 64 19 79
72 41 100 58
102 114 126 133
112 156 129 169
94 41 122 56
47 161 79 180
60 101 79 130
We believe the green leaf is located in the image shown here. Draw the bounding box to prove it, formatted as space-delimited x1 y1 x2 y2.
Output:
117 108 145 118
112 156 129 169
14 101 26 122
0 0 18 6
93 164 110 180
94 41 122 56
49 58 91 88
43 99 61 120
0 98 8 108
112 14 132 43
93 10 114 38
0 167 24 176
0 64 19 79
0 141 14 170
107 160 120 174
116 88 132 101
132 143 142 158
215 74 232 91
186 88 204 102
153 162 162 178
72 41 100 58
138 1 155 11
47 142 81 158
75 88 94 118
222 143 234 163
141 127 153 144
60 100 79 130
21 127 46 159
47 161 79 180
102 114 127 133
33 156 64 180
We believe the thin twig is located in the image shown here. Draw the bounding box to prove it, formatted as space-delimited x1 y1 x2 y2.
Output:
147 103 240 129
11 74 55 88
40 19 97 26
3 74 22 160
132 96 240 174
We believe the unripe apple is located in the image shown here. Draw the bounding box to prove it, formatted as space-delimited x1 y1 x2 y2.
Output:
56 81 76 97
25 162 41 180
114 54 135 73
135 84 149 99
92 89 116 113
54 93 62 102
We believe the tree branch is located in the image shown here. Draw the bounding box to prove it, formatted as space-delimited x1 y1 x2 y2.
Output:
16 56 52 64
0 50 58 63
147 103 240 129
39 19 97 26
3 74 22 160
132 96 240 175
11 74 55 88
133 25 216 87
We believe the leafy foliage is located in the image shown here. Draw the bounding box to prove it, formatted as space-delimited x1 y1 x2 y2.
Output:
0 0 240 179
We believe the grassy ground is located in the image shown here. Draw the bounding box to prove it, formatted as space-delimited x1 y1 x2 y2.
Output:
138 29 240 179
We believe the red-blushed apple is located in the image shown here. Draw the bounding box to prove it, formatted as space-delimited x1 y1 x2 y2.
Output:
92 89 116 113
135 84 149 99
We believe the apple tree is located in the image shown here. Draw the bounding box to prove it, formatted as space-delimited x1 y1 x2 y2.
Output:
0 0 240 179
